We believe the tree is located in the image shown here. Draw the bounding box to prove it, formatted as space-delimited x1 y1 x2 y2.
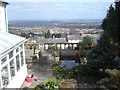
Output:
55 33 61 38
51 33 61 38
45 30 51 38
102 2 120 43
86 32 115 74
81 36 92 50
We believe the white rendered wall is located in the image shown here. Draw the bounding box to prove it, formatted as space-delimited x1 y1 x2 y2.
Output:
68 40 80 43
7 64 27 88
0 3 8 33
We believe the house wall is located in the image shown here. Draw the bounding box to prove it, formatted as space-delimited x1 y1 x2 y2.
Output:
68 40 81 43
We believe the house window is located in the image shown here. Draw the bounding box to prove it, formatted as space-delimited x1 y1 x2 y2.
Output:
20 52 24 66
16 55 20 71
1 57 7 65
2 65 9 87
10 59 15 79
9 51 13 59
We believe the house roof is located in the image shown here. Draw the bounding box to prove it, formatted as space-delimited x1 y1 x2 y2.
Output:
0 0 9 4
37 38 67 44
67 35 82 40
0 32 26 56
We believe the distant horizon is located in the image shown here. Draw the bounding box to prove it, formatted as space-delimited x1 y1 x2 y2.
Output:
8 19 103 22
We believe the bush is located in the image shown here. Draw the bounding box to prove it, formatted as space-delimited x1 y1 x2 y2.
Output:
34 78 60 90
44 78 60 90
52 64 87 79
52 66 66 78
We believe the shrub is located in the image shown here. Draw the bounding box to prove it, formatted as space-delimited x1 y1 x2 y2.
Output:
34 78 60 90
44 78 60 90
52 66 66 78
52 64 87 79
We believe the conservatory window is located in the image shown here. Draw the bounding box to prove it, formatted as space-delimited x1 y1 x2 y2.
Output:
10 59 15 79
16 55 20 71
1 57 7 65
20 52 24 66
16 48 19 53
1 65 9 87
20 44 23 50
9 51 13 59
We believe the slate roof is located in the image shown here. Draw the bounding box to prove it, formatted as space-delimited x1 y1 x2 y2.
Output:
37 38 67 44
67 35 83 40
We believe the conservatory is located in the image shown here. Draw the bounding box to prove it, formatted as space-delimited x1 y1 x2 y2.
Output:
0 32 27 89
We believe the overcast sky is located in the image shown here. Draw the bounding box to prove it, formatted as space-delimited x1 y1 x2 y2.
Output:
6 0 114 21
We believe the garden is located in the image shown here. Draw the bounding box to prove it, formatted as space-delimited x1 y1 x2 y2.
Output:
34 1 120 89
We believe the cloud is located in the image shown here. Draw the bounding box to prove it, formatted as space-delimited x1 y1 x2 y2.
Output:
6 0 115 2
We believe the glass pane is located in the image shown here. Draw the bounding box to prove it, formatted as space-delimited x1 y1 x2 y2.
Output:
16 55 20 71
20 52 24 66
20 44 23 50
16 48 19 53
1 57 7 65
10 59 15 79
2 65 9 87
9 51 13 59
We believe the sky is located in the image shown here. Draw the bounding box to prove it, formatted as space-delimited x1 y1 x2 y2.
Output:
6 0 114 21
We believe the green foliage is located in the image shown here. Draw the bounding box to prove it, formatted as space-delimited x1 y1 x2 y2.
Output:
81 36 92 50
9 30 18 35
102 2 120 43
51 33 61 38
29 44 33 49
52 66 66 78
52 64 87 79
44 78 60 90
21 32 30 39
34 78 60 90
86 32 115 74
45 30 51 38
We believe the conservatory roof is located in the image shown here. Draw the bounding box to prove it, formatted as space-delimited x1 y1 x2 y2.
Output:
0 32 26 55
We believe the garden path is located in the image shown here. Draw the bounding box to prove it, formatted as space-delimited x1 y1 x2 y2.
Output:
22 49 56 88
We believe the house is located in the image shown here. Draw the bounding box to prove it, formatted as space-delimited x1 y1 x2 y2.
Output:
0 0 27 89
67 35 82 43
36 38 67 49
81 34 100 44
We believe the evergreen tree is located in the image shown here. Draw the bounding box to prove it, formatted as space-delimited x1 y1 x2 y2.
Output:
86 32 115 73
102 2 120 43
45 30 51 38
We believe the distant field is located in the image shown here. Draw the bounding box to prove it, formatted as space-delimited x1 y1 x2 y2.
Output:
8 19 102 29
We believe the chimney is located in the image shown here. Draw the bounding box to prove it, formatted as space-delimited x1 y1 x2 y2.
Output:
0 0 9 33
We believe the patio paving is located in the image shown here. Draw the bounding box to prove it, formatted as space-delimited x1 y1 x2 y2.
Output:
22 49 56 88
